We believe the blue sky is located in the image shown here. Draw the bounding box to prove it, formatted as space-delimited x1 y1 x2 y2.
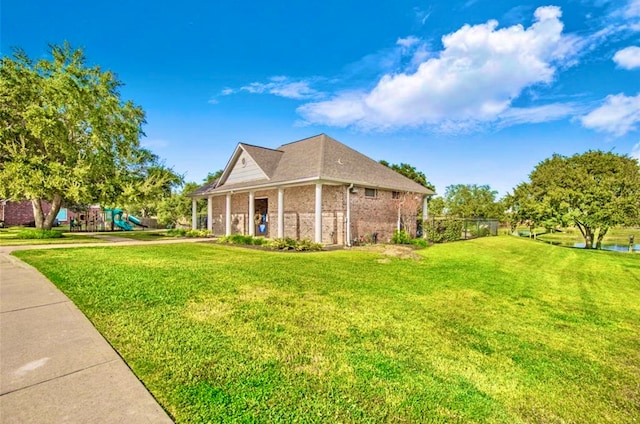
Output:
2 0 639 196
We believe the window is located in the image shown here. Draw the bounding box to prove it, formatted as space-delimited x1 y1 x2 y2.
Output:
392 191 400 199
365 188 377 198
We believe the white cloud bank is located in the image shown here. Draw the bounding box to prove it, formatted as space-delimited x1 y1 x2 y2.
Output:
613 46 640 69
581 93 640 136
297 6 577 131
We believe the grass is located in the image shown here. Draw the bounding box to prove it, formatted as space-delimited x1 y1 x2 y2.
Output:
97 229 174 241
0 227 106 246
14 237 640 423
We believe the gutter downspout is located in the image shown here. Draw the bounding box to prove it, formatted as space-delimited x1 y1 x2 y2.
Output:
346 184 353 247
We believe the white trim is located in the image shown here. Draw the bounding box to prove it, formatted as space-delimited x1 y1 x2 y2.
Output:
346 184 352 246
277 187 284 238
193 176 432 199
207 196 213 232
192 199 197 230
217 144 270 187
225 194 231 236
315 183 322 243
248 191 255 236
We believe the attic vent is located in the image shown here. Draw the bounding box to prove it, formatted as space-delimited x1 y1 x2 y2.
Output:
241 158 247 167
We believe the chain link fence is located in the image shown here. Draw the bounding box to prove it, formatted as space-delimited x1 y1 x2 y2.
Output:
420 217 499 243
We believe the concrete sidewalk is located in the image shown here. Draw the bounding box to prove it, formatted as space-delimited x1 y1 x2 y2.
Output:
0 244 175 423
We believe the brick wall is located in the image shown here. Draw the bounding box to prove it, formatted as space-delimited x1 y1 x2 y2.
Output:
1 200 52 226
205 184 418 245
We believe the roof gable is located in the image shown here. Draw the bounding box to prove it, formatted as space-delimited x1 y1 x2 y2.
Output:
217 143 283 187
193 134 433 196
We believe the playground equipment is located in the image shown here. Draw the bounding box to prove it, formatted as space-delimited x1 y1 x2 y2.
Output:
104 208 148 231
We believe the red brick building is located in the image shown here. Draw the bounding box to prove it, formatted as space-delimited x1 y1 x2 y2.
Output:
189 134 434 245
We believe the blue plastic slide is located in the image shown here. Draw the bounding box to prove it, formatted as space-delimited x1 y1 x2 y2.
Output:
127 214 148 228
114 218 133 231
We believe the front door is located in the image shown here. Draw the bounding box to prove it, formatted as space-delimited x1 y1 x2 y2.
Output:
254 198 268 236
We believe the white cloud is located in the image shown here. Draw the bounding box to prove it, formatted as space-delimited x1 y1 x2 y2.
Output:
297 6 578 131
239 77 321 100
613 46 640 69
631 142 640 160
221 88 235 96
397 36 420 48
625 0 640 18
498 103 577 127
581 93 640 136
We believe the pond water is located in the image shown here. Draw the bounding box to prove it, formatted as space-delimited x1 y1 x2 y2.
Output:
572 243 640 252
541 239 639 252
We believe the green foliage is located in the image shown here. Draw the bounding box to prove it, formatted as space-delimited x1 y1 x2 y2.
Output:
185 230 211 238
15 238 640 422
218 234 266 245
425 218 464 243
267 238 323 251
427 196 445 216
391 229 412 244
0 43 178 229
442 184 504 219
510 151 640 248
16 229 63 239
410 237 428 248
379 160 434 191
167 228 187 237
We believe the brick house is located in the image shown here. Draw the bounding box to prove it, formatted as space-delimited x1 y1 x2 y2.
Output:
0 199 97 228
189 134 434 245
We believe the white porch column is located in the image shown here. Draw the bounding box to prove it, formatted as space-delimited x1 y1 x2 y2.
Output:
422 196 429 238
191 199 197 230
207 196 213 232
225 193 232 236
346 185 352 246
277 187 284 238
315 183 322 243
423 196 429 221
248 191 255 236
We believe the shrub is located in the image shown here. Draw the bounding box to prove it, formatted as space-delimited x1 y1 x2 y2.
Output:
425 219 464 243
410 238 428 248
185 230 211 238
218 234 267 245
391 229 412 244
267 238 322 251
16 229 63 239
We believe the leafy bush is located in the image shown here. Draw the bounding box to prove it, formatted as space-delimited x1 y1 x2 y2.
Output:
218 234 266 245
410 238 428 248
425 219 464 243
16 229 63 239
186 230 212 238
267 238 322 251
391 229 412 244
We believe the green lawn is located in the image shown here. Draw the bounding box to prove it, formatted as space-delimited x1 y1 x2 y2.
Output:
14 238 640 423
0 227 106 246
94 229 174 241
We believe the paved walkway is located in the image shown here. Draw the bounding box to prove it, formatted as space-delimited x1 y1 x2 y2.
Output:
0 238 207 423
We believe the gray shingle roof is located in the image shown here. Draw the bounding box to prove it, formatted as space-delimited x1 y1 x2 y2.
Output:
190 134 434 197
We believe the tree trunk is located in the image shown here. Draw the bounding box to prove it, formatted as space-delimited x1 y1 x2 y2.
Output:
595 228 608 250
31 195 63 230
43 194 63 230
575 220 593 249
31 199 45 229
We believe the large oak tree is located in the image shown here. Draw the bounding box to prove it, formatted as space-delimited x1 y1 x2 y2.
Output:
510 151 640 248
1 43 178 229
